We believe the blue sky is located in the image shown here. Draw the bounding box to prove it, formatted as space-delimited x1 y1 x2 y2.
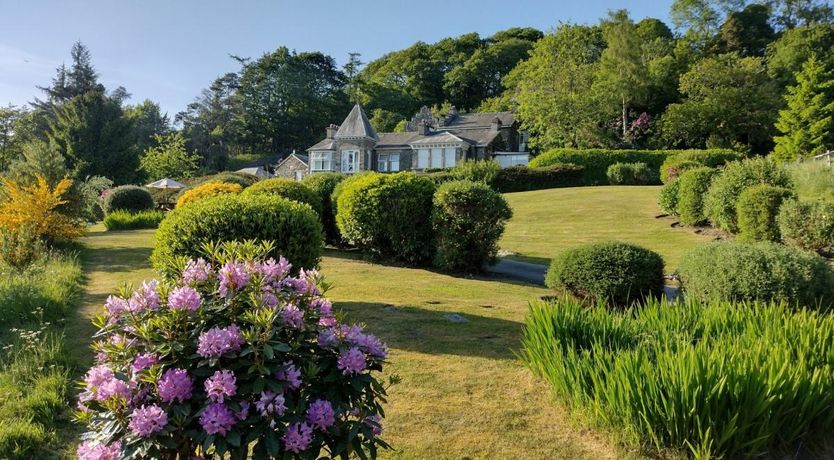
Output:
0 0 674 118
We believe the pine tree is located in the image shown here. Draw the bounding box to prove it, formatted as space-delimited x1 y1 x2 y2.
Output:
774 54 834 161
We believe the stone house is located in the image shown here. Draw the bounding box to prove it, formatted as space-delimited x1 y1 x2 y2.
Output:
306 103 528 174
274 152 309 181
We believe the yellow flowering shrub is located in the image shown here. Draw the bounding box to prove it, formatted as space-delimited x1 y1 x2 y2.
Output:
0 175 84 243
175 181 242 208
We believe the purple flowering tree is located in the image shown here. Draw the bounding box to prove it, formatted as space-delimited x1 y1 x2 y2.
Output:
76 242 391 459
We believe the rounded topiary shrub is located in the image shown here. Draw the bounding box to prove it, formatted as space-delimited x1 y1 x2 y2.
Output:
176 182 243 209
678 241 834 308
545 241 665 306
76 247 389 459
242 178 323 217
778 199 834 254
102 185 155 214
736 184 794 242
704 157 793 233
432 180 513 273
660 158 702 184
189 172 260 189
658 180 680 215
606 162 656 185
152 194 323 279
677 167 718 226
302 173 346 244
336 172 436 264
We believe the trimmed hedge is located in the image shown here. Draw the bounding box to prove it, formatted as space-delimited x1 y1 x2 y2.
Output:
705 157 793 233
175 182 242 208
432 180 513 272
545 241 665 306
659 149 740 183
101 185 154 214
530 148 738 185
302 173 346 244
658 180 680 215
151 194 323 279
736 184 794 242
450 159 501 185
336 172 436 264
778 199 834 254
606 162 656 185
103 209 166 230
677 167 718 226
493 164 584 192
659 159 702 184
678 241 834 308
186 171 260 188
242 178 323 217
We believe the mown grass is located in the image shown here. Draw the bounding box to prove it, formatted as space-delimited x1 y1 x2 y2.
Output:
500 186 713 271
788 160 834 203
0 251 83 459
64 227 630 459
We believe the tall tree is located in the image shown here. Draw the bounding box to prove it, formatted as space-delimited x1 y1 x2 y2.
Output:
767 23 834 87
594 10 651 137
716 3 776 56
47 91 138 183
235 48 350 154
125 100 170 155
662 53 781 152
139 132 199 181
767 0 834 30
504 24 605 149
0 105 26 170
34 41 103 109
773 54 834 160
343 52 364 103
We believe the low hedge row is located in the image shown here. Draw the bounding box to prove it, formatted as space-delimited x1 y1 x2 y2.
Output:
103 209 166 230
530 148 737 185
492 164 584 192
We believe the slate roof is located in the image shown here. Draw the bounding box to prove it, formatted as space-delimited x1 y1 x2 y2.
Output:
445 111 515 129
236 166 273 178
409 131 469 146
376 131 426 147
334 104 378 140
307 139 337 151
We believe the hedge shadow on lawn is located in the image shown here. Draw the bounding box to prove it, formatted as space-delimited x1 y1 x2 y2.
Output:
334 302 521 360
82 245 153 274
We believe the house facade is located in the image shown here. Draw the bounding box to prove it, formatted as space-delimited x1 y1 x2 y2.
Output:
306 104 528 175
274 153 309 181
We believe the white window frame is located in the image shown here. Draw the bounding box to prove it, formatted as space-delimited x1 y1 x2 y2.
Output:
310 151 334 171
378 153 400 172
417 149 430 169
341 149 360 173
430 148 443 168
444 147 457 168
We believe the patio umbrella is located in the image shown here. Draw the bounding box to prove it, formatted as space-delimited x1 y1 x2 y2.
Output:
145 178 187 206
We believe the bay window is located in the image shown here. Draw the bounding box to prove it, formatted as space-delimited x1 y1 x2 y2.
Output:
310 151 334 171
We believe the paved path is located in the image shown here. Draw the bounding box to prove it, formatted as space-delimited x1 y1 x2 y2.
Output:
487 259 547 285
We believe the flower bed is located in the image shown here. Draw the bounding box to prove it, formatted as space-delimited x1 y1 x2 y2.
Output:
76 246 390 459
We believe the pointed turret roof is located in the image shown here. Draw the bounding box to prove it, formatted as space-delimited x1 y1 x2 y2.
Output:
334 103 378 141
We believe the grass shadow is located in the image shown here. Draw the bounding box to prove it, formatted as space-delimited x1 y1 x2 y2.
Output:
335 301 523 361
83 246 153 274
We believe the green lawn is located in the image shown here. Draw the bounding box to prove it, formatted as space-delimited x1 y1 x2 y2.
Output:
69 227 631 460
500 186 713 271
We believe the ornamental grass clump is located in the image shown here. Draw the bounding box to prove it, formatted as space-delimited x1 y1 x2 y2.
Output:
76 242 391 459
521 296 834 459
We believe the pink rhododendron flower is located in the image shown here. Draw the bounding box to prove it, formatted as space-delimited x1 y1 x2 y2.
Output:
306 399 335 430
204 369 236 403
283 422 313 453
77 439 121 460
258 257 291 283
168 286 201 311
275 361 302 390
128 280 160 313
129 404 168 437
199 402 236 435
281 304 304 328
182 258 214 284
131 353 158 373
219 261 250 297
158 368 193 403
365 414 383 436
105 295 128 318
337 347 366 375
317 329 339 348
255 391 286 417
197 324 245 358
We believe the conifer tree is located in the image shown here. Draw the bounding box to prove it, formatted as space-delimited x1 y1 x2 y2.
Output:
774 54 834 161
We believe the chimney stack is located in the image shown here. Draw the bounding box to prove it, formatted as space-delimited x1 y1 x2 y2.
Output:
417 120 430 135
326 124 338 139
490 116 502 131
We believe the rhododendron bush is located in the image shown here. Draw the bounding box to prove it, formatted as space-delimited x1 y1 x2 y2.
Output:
76 242 390 459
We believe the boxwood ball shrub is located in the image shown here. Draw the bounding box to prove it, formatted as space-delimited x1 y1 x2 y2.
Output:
521 296 834 458
336 172 436 265
76 248 390 459
704 157 793 233
677 167 718 226
736 184 794 242
302 173 346 244
449 159 501 186
243 178 323 217
678 241 834 308
545 241 664 306
658 180 680 215
778 199 834 254
152 194 323 280
659 158 702 184
606 162 655 185
102 185 155 214
432 180 513 272
176 182 243 209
